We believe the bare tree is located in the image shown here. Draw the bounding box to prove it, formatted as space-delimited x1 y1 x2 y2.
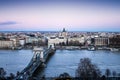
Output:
105 69 111 77
9 73 15 79
0 68 6 77
76 58 101 79
16 71 20 77
59 72 71 78
55 72 71 80
112 71 117 77
118 73 120 77
0 68 6 79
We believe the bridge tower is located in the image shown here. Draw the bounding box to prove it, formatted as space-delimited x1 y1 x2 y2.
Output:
48 43 55 49
33 47 44 62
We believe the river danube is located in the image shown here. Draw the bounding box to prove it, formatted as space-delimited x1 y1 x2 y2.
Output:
0 50 120 77
0 50 33 75
38 50 120 77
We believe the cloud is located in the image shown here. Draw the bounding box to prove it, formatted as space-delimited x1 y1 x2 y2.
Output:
0 21 17 25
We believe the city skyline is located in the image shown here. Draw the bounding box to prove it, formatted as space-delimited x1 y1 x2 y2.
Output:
0 0 120 31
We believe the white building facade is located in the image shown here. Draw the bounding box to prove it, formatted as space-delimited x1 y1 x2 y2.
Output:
0 40 14 48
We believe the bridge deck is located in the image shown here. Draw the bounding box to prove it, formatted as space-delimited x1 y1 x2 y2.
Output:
15 47 55 80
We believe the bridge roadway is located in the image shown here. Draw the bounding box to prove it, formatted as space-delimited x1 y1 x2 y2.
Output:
15 46 55 80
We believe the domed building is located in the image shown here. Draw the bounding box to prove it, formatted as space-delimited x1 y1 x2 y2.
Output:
59 28 67 38
48 28 67 45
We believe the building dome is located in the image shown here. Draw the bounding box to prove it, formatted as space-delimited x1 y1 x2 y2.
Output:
62 28 66 32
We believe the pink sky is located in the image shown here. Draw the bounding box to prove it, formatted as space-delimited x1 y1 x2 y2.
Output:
0 2 120 31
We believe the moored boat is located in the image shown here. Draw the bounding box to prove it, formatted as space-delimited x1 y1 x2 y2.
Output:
110 48 119 51
88 46 95 51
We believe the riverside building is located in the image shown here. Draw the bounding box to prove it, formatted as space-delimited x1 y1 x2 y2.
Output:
94 37 109 47
48 28 67 45
0 40 14 49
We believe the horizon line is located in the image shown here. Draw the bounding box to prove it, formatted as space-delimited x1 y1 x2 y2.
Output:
0 30 120 32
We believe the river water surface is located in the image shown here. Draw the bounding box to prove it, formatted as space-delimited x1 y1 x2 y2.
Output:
38 50 120 77
0 50 120 77
0 50 33 75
